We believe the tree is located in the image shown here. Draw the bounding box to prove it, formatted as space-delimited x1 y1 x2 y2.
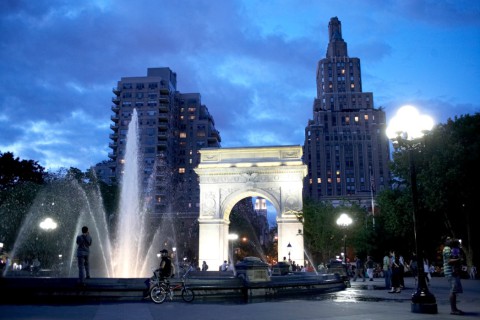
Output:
385 113 480 267
0 152 45 191
299 199 373 265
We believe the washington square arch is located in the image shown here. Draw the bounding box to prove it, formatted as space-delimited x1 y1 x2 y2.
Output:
194 145 307 269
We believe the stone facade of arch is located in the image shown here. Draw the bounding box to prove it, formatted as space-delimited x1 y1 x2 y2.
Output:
194 145 307 269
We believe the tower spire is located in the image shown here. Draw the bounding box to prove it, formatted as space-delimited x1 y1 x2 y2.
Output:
327 17 348 58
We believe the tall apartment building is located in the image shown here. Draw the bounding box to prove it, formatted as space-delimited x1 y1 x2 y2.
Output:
303 17 390 207
108 67 221 217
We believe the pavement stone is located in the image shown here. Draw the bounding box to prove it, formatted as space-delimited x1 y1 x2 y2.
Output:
1 276 479 320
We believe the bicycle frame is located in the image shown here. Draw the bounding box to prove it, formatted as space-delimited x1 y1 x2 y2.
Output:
149 267 194 303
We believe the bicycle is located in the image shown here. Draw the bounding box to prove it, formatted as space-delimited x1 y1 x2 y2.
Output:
149 269 194 304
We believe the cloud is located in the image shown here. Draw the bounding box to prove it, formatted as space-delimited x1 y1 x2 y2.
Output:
0 0 479 171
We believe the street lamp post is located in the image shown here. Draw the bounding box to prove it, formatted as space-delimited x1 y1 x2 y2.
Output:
336 213 352 264
386 105 437 314
287 242 292 262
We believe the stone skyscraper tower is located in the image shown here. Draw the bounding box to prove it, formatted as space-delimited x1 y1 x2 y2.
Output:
304 17 390 207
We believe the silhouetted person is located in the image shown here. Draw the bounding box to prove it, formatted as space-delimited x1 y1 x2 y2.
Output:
76 226 92 285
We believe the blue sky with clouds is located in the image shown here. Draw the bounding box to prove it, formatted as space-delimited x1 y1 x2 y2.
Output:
1 0 479 171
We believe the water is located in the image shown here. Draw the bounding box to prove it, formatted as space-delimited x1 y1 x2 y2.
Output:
303 249 319 275
4 109 169 278
114 108 147 277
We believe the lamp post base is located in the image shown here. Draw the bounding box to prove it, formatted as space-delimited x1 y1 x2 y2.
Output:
411 290 437 314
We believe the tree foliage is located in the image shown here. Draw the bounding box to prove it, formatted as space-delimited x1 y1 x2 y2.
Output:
0 152 45 192
383 113 480 265
299 199 374 264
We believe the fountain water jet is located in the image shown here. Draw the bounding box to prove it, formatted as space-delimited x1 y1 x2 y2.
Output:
113 108 148 277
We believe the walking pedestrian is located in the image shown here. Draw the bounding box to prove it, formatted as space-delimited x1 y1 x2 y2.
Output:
76 226 92 286
201 261 209 271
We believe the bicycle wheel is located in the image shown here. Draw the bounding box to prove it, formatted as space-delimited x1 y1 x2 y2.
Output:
181 288 195 302
150 285 168 304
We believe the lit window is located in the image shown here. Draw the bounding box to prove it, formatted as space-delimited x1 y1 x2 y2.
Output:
341 69 345 74
317 178 322 183
309 179 313 184
355 116 359 122
327 178 332 183
188 108 196 113
351 84 355 89
345 116 350 124
180 115 184 120
364 115 369 120
180 132 187 138
337 177 341 183
336 170 340 175
179 168 185 173
189 115 195 120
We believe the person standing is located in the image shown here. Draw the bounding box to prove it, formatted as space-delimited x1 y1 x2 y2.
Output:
353 256 365 282
443 237 465 315
469 265 477 280
76 226 92 285
383 251 392 289
366 256 375 281
220 260 228 271
389 252 402 293
201 261 209 271
423 257 431 285
159 249 174 280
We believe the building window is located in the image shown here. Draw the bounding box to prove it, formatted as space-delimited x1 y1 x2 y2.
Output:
179 168 185 174
364 115 369 120
355 116 359 122
180 132 187 138
317 178 322 183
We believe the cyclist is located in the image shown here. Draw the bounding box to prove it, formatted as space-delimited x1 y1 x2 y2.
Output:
144 249 175 299
158 249 175 281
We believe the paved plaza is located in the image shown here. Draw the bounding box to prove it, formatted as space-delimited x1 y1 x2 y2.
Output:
1 276 479 320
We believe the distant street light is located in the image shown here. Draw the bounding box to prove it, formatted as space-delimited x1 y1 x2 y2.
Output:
39 217 57 231
287 242 292 261
336 213 352 263
386 105 437 314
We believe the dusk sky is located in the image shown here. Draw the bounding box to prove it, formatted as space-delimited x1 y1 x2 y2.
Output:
1 0 479 171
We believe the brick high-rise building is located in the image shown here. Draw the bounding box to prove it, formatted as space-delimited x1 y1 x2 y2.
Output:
303 17 390 207
107 67 221 218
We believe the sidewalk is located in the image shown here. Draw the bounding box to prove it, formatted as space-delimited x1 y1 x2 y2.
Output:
1 277 479 320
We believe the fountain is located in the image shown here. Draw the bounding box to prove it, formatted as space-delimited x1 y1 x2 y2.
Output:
4 109 171 278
